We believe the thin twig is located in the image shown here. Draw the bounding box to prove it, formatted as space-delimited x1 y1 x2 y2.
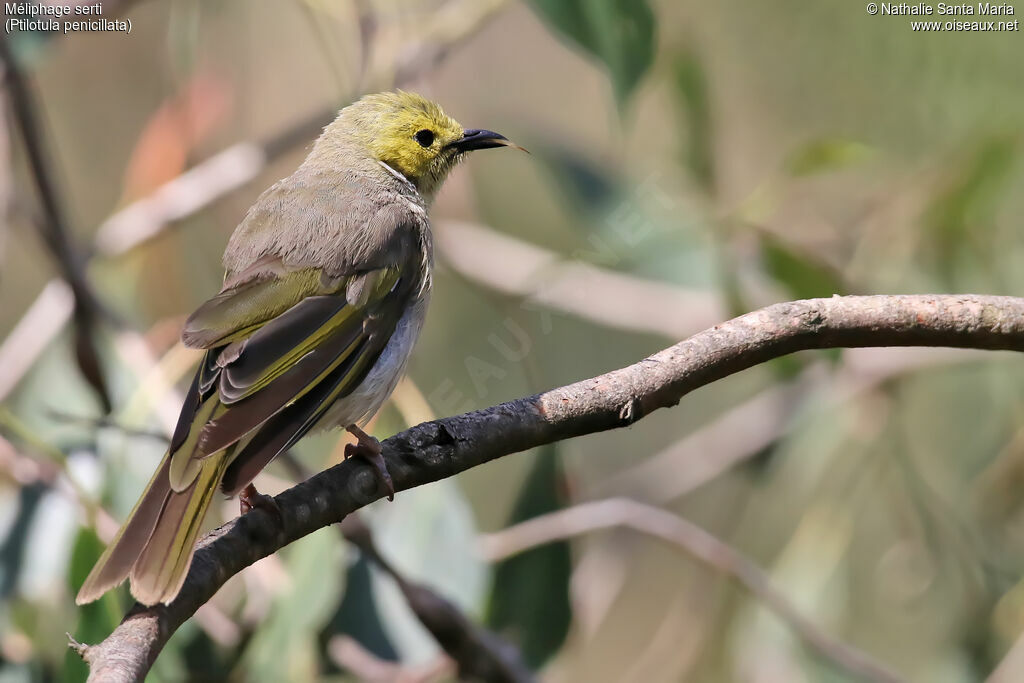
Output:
0 85 10 281
327 635 453 683
987 627 1024 683
46 410 171 442
599 347 985 504
479 498 905 683
0 0 513 404
0 279 73 400
388 0 509 87
74 294 1024 682
436 220 725 339
0 36 113 411
341 514 535 683
278 452 534 683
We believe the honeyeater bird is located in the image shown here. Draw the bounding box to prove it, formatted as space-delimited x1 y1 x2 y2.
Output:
76 91 520 607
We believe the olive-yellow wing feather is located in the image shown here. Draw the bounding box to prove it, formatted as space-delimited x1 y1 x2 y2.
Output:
76 262 411 606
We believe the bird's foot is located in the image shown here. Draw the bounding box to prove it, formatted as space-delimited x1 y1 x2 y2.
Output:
239 483 283 524
344 425 394 501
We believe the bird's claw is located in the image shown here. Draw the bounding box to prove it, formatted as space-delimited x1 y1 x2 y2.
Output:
239 483 283 525
344 427 394 501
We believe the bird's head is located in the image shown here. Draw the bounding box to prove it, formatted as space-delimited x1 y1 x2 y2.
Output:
329 91 520 199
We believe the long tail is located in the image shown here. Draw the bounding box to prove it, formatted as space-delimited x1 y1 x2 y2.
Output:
75 449 230 606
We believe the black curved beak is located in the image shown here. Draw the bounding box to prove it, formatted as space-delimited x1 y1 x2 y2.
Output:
449 129 526 153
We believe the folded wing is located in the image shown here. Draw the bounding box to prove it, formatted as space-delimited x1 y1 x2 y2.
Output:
170 262 410 493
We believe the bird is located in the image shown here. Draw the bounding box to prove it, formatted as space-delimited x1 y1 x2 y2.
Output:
76 91 520 607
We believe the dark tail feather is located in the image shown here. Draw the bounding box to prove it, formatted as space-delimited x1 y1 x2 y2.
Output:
129 451 228 605
76 451 229 607
75 457 172 605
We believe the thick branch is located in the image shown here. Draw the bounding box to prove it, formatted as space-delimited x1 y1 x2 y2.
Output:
78 294 1024 681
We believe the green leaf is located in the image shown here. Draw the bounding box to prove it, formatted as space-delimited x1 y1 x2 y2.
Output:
922 136 1017 272
321 555 398 666
529 0 656 107
761 235 845 300
366 476 488 663
785 139 874 177
486 446 571 668
241 532 345 681
63 528 123 683
541 146 624 218
673 52 715 192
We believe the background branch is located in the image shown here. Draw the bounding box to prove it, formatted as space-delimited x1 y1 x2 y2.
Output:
599 346 988 504
340 514 534 683
74 294 1024 682
479 498 905 683
0 36 113 410
0 0 511 405
436 220 725 339
278 453 535 683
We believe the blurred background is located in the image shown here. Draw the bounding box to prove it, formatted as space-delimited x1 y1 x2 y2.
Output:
1 0 1024 681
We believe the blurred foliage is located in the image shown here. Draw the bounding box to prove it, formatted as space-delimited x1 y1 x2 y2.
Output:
486 447 571 668
242 534 345 680
784 139 875 178
760 235 845 301
527 0 655 107
923 136 1018 279
672 51 715 193
63 529 121 683
322 555 399 664
0 0 1022 681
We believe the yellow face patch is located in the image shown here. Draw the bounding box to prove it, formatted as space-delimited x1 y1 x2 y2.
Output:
359 92 465 185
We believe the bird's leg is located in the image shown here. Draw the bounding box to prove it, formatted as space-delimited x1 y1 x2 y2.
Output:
239 483 283 524
344 424 395 501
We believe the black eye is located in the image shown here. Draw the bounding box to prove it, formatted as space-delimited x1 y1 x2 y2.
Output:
414 129 435 147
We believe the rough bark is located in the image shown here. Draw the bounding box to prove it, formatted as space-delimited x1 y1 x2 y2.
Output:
77 294 1024 681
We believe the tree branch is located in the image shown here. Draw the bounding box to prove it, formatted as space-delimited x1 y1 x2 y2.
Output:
0 0 512 404
0 35 114 411
76 294 1024 681
339 514 535 683
277 452 534 682
436 220 725 339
